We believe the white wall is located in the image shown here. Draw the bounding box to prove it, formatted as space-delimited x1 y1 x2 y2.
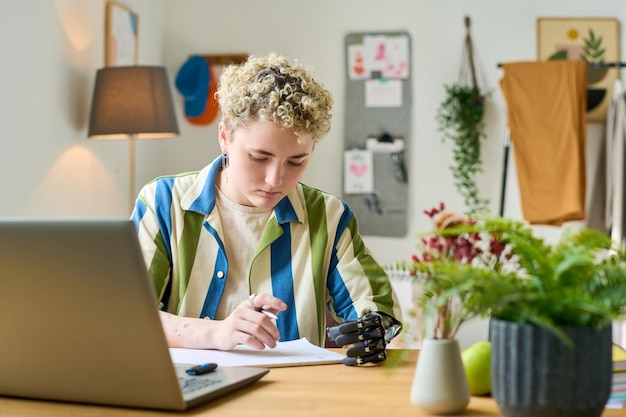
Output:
0 0 169 218
160 0 626 262
1 0 625 347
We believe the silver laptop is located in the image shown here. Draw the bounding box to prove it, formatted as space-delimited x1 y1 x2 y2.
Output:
0 219 269 411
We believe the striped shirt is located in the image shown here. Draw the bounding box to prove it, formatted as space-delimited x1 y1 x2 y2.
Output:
131 156 402 346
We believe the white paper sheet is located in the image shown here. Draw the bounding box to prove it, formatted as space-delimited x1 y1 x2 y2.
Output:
365 79 402 108
169 338 345 368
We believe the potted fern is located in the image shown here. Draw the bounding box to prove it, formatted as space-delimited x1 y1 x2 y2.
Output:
408 203 626 417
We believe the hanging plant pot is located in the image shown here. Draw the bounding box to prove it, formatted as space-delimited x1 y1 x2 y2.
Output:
440 84 484 134
436 16 489 213
437 84 487 212
490 318 612 417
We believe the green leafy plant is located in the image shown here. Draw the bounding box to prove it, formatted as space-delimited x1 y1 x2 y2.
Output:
435 16 491 213
409 203 626 346
548 28 608 84
436 85 489 213
582 29 608 84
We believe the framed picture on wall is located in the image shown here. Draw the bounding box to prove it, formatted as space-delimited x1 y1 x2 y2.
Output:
537 17 620 123
105 1 139 67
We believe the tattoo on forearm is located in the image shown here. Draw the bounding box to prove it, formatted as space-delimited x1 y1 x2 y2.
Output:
165 314 194 337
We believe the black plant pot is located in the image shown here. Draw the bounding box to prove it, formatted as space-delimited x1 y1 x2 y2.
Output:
490 318 612 417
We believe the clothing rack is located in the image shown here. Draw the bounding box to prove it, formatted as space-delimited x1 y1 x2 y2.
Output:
497 61 626 68
588 61 626 68
496 61 625 217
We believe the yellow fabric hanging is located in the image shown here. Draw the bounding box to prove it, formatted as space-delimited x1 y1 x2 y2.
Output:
500 61 587 226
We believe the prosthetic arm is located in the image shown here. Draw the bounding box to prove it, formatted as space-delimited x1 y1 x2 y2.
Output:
326 311 402 366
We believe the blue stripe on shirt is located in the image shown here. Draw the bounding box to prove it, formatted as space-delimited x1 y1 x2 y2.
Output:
188 155 221 215
154 178 176 262
271 223 299 341
274 196 298 223
200 222 228 319
131 199 146 228
326 204 358 321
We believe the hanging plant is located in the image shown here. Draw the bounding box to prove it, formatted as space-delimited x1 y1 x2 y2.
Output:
436 85 488 212
436 16 489 213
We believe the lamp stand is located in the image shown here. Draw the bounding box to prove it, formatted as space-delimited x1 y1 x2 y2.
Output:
129 134 137 214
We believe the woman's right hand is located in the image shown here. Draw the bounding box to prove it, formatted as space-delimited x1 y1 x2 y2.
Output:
159 293 287 351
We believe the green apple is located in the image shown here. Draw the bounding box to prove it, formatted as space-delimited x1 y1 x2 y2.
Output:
461 341 492 396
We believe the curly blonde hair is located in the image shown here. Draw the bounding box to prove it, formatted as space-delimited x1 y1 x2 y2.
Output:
216 53 334 142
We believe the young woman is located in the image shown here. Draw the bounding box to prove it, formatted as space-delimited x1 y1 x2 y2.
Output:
132 54 401 362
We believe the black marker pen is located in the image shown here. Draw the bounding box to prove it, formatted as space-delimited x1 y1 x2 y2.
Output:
186 363 218 375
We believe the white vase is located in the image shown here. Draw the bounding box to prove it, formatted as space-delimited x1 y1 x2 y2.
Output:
410 338 470 414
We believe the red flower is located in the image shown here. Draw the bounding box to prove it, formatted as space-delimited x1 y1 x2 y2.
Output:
411 202 509 272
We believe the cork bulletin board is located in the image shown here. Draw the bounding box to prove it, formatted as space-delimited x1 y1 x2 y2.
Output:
343 31 412 237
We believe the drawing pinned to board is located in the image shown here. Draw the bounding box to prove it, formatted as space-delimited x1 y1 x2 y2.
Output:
537 18 620 122
347 34 410 80
344 149 374 194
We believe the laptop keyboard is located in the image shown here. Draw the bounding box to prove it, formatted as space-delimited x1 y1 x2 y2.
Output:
179 374 223 394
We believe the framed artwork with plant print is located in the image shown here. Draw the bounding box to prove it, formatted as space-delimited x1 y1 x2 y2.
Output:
537 17 620 123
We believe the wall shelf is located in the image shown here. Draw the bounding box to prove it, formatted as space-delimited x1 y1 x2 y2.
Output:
200 54 248 66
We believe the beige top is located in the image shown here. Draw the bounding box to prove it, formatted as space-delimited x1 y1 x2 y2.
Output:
214 188 273 319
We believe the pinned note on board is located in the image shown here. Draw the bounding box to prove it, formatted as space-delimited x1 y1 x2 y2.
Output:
344 149 374 194
347 33 410 80
365 79 403 107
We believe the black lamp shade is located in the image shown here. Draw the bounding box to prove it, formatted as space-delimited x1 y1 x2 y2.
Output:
88 66 179 139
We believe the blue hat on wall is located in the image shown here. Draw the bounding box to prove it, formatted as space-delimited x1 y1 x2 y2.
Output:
175 55 210 118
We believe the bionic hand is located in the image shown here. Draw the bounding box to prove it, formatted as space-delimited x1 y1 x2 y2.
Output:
326 311 402 366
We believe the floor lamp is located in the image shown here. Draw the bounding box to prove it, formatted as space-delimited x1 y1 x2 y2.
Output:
88 66 179 213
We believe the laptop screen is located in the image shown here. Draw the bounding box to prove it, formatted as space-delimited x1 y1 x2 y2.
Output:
0 219 267 410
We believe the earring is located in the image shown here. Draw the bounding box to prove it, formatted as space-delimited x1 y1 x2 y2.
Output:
221 153 229 183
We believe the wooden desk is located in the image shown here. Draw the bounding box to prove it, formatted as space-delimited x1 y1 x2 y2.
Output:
0 350 622 417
